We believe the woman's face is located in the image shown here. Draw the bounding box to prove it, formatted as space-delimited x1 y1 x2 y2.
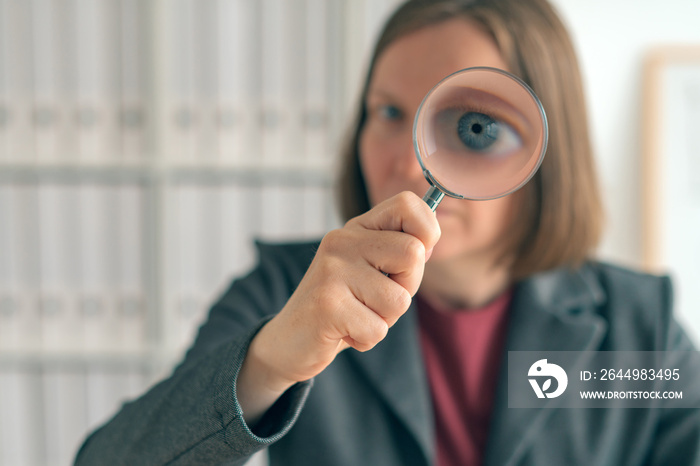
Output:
359 18 519 265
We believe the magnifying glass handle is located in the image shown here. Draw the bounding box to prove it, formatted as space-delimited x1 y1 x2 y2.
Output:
422 185 445 212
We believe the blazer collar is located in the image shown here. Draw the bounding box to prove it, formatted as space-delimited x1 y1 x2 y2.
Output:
484 264 608 466
347 305 435 465
347 263 608 466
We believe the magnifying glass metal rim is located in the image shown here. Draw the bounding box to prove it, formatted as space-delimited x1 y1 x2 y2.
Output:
412 66 549 208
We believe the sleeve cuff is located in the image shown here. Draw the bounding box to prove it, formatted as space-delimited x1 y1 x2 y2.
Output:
224 318 313 454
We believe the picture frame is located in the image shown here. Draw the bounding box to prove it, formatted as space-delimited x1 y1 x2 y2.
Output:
642 46 700 340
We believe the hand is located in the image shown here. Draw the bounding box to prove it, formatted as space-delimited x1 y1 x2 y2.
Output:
236 192 440 424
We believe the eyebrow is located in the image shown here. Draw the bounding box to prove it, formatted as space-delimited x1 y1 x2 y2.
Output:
365 87 401 103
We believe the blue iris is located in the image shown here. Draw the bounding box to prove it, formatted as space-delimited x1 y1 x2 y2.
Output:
456 112 499 151
380 105 401 121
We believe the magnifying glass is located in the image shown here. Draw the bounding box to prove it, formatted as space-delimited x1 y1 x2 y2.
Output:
413 67 548 210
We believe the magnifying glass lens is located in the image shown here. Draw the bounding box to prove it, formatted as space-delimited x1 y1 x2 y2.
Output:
413 67 548 207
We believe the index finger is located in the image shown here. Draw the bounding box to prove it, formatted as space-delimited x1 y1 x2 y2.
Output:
349 191 441 253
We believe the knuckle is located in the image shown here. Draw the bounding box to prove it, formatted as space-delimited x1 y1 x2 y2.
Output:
427 219 442 246
381 285 412 321
402 236 426 264
319 229 345 254
308 255 345 293
352 341 375 353
350 314 388 353
398 190 418 203
395 191 418 212
343 216 360 229
394 288 413 313
367 318 389 347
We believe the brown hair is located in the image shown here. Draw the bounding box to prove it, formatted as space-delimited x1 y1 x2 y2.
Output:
336 0 603 279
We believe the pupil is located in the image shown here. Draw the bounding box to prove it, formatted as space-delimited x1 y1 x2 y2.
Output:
456 112 498 151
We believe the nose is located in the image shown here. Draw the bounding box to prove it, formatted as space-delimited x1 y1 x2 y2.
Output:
391 128 425 182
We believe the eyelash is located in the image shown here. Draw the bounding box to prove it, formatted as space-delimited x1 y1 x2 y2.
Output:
443 103 524 135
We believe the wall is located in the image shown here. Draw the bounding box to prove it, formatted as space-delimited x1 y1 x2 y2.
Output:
549 0 700 341
0 1 698 465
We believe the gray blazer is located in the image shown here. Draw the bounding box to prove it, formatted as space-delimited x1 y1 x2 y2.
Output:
75 241 700 466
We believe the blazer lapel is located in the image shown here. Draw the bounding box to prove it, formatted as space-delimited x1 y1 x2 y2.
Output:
345 264 609 466
484 265 608 466
347 304 435 465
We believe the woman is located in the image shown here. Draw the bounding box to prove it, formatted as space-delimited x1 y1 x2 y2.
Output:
75 0 700 465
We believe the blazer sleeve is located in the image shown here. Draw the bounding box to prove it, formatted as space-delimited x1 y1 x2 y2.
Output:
74 242 317 466
644 324 700 464
646 276 700 465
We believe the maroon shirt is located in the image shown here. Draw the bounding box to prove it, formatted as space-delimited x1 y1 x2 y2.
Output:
417 289 512 466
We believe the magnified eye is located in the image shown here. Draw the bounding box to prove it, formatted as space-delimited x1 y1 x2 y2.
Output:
433 108 523 158
457 112 498 150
